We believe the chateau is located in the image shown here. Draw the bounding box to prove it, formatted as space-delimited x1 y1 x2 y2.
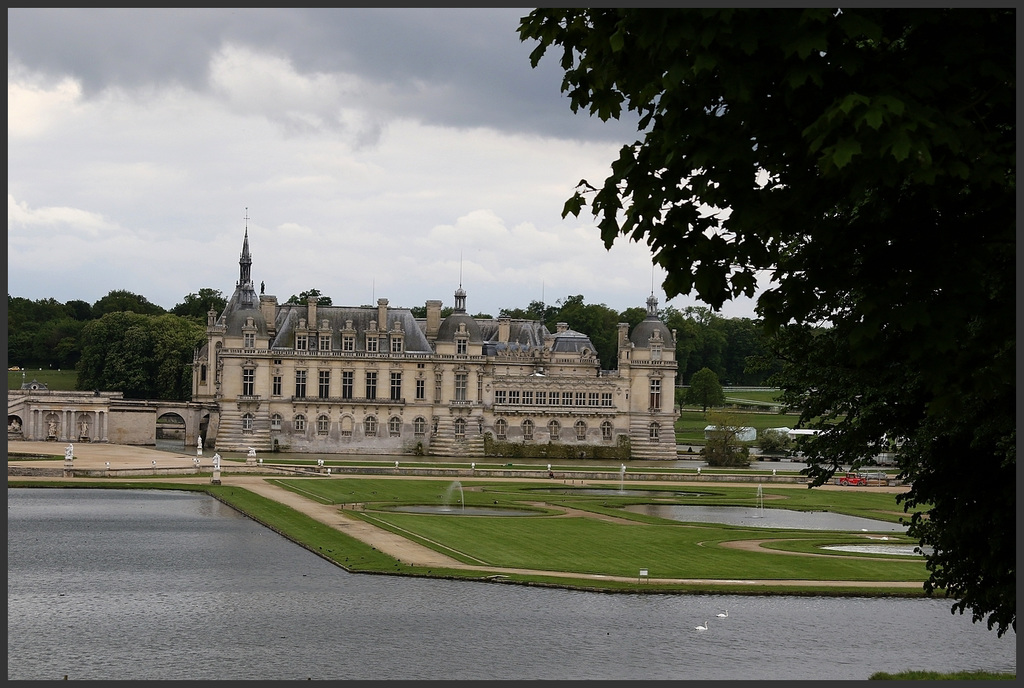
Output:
192 232 679 459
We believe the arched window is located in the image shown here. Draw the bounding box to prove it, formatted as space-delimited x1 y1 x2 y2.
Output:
649 422 660 441
317 414 330 435
575 420 587 441
242 413 254 433
364 415 378 437
454 417 466 438
340 415 354 437
601 420 613 441
388 416 402 437
548 420 560 441
294 414 306 431
413 417 427 436
522 419 534 441
271 413 282 431
495 418 508 440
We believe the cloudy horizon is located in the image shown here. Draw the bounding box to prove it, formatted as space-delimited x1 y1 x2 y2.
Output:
8 8 764 319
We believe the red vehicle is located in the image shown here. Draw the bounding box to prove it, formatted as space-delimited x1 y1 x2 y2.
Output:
835 472 868 487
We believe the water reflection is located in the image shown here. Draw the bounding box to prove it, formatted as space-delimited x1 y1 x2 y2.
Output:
624 504 908 532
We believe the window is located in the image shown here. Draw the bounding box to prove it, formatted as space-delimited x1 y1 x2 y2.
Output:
588 392 600 406
242 413 254 433
651 344 662 361
390 372 402 401
649 422 660 441
365 371 377 400
294 414 306 432
271 413 282 431
200 364 207 383
495 418 507 440
414 417 427 436
364 415 378 437
244 333 255 348
454 417 466 438
536 391 546 405
548 420 560 441
649 378 662 410
242 368 254 396
320 335 331 351
575 391 586 406
317 414 330 435
272 375 282 397
295 370 307 398
562 391 572 406
434 373 442 403
495 390 507 405
575 420 587 441
342 335 355 352
388 416 401 437
319 370 330 398
523 390 533 405
342 371 353 400
601 392 613 407
508 390 520 405
455 373 467 402
390 337 403 353
601 420 613 440
366 336 378 353
415 378 425 400
296 334 307 350
522 419 534 441
456 338 467 355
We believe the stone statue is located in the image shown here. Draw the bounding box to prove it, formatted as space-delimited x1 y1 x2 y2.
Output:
80 420 89 437
248 447 257 457
9 418 21 432
65 444 74 461
260 281 265 294
212 453 221 470
48 420 57 437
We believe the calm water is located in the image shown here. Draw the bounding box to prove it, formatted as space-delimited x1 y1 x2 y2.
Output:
7 488 1015 680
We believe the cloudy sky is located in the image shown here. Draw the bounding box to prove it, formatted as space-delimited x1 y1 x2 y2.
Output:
8 8 761 319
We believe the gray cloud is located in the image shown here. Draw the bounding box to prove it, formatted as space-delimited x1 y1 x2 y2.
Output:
8 8 638 142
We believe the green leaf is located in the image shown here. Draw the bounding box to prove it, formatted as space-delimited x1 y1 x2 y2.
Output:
831 138 862 168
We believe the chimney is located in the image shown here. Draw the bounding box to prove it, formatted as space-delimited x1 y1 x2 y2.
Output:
377 298 389 332
498 317 510 344
556 322 568 334
307 296 317 327
426 299 442 339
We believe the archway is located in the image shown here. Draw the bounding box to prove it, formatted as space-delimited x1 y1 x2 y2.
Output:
156 412 187 447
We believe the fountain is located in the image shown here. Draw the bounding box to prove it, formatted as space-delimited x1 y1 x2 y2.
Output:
753 484 765 518
619 464 626 493
442 481 465 512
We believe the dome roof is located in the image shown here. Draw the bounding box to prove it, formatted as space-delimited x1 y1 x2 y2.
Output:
629 294 672 347
550 327 597 355
436 313 483 342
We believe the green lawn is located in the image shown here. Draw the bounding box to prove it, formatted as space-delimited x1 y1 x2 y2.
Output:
8 368 78 391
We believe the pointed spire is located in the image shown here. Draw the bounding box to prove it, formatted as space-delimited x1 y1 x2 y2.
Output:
239 208 252 288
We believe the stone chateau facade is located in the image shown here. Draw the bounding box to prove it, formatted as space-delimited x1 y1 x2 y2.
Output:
193 232 679 459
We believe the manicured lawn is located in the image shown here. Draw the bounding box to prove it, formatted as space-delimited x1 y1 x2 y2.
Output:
268 477 928 586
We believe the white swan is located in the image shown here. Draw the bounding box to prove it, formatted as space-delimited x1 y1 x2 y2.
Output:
695 620 709 631
717 609 728 618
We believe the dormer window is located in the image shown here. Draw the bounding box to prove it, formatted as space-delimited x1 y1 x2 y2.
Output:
366 336 378 353
456 338 467 355
319 334 331 351
296 334 308 351
244 333 255 348
390 336 403 353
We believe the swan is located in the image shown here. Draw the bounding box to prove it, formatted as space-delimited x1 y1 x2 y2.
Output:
717 610 729 618
695 620 709 631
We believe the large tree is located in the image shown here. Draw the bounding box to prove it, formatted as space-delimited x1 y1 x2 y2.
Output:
519 8 1014 635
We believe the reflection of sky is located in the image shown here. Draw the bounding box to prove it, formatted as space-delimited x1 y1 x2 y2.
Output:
822 544 931 556
624 505 908 532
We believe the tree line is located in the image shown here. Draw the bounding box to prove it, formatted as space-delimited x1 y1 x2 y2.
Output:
8 288 778 401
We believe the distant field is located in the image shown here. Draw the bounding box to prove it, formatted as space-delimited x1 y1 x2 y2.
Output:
675 407 802 444
8 369 78 391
